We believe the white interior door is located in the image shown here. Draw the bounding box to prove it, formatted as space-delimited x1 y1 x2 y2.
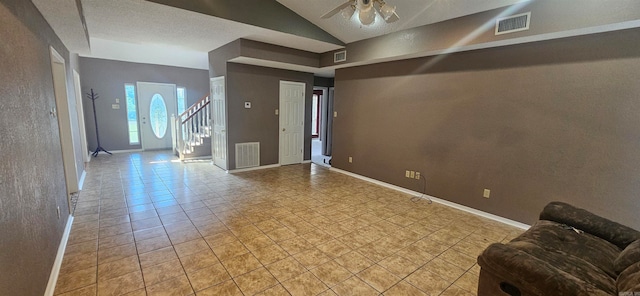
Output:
137 82 177 150
211 77 227 170
50 47 78 212
279 81 305 165
73 70 89 163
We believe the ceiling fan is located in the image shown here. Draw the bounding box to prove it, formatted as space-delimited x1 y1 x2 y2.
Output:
321 0 399 26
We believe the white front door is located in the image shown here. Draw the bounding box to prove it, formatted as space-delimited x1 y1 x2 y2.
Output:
137 82 177 150
211 77 227 170
279 81 305 165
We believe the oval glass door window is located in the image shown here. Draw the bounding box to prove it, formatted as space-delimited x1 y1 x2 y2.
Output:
149 94 168 139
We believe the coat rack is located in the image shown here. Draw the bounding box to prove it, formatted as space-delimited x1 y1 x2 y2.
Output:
87 89 111 157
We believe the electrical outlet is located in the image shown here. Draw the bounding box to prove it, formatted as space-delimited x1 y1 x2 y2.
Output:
410 171 415 178
405 170 410 178
334 111 338 118
348 156 352 163
415 172 421 179
483 189 491 198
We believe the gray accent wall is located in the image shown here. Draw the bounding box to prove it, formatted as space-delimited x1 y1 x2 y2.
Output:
226 63 314 170
79 57 209 152
0 0 75 294
332 28 640 229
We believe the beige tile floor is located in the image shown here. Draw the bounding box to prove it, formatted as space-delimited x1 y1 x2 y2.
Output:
54 151 523 296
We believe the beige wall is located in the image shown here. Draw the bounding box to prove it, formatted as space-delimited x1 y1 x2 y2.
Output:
332 28 640 228
0 0 74 294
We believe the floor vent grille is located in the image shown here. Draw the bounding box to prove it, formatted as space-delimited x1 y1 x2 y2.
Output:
495 12 531 35
235 142 260 169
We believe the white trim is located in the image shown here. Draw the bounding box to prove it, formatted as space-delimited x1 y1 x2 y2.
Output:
44 215 74 296
181 156 213 161
78 170 86 191
302 160 312 164
312 161 331 168
330 168 530 230
90 149 143 154
228 163 281 173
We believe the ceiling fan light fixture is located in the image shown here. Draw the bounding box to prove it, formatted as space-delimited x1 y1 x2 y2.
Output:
379 3 396 20
341 4 356 19
358 7 376 25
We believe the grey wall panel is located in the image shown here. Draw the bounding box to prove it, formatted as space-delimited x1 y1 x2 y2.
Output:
226 63 314 170
332 28 640 229
0 0 73 294
79 58 209 152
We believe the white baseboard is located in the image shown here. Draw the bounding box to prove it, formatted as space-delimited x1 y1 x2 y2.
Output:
78 170 86 191
302 160 312 164
330 167 530 230
312 161 331 168
44 215 74 296
228 164 281 173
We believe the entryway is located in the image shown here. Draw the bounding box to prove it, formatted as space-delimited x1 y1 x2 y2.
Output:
137 82 177 150
311 86 334 167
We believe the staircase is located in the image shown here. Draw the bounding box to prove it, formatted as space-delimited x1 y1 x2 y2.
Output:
172 94 212 160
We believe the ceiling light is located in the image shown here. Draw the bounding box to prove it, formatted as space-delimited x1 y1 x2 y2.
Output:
341 4 356 19
321 0 399 26
379 3 396 20
358 7 376 25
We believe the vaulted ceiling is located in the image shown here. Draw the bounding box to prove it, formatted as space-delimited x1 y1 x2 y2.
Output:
32 0 527 71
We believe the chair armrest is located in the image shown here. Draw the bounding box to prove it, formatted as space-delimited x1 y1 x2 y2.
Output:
478 243 612 296
539 202 640 249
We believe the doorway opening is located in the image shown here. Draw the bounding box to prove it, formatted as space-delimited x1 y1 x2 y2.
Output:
311 86 334 167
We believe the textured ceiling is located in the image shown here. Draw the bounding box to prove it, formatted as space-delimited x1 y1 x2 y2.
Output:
33 0 530 71
276 0 529 43
82 0 342 53
32 0 91 55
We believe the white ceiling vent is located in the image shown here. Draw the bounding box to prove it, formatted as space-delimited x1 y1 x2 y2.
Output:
334 50 347 63
495 12 531 35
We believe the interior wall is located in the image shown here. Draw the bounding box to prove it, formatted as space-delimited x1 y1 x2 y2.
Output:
0 0 73 294
226 63 314 170
332 28 640 229
79 57 209 151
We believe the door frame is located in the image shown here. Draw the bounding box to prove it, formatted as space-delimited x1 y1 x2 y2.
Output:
279 80 306 165
73 70 90 163
210 76 228 170
136 82 177 151
50 47 78 212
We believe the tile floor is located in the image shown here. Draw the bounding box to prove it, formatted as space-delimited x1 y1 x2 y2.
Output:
54 151 523 296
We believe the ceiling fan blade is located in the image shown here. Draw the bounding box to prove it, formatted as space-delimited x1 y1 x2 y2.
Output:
384 12 399 23
321 0 353 19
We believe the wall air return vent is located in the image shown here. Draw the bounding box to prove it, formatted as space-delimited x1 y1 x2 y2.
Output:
495 12 531 35
235 142 260 169
334 50 347 63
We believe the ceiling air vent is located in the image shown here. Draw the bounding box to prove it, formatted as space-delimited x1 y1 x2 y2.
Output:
495 12 531 35
334 50 347 63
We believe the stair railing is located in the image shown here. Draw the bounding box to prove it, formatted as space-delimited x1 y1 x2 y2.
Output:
174 94 211 159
